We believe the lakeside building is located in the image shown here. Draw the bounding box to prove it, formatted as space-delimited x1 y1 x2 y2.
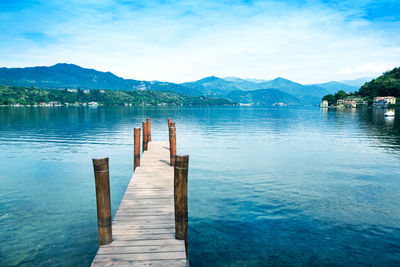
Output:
320 100 329 108
373 96 396 108
273 102 287 107
337 99 356 108
48 101 61 106
337 98 367 108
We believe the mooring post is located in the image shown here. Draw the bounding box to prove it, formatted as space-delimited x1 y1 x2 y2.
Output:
92 158 112 247
147 118 151 142
170 122 175 128
174 155 189 259
134 128 141 170
168 118 172 128
142 121 148 152
169 127 176 166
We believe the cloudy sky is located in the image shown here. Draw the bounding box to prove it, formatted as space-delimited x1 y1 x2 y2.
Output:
0 0 399 83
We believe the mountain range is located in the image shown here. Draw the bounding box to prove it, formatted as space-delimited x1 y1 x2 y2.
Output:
0 63 372 106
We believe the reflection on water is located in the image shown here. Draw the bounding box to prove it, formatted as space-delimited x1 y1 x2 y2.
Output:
1 106 400 266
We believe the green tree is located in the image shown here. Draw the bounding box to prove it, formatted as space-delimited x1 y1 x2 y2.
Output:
334 90 347 101
322 94 336 105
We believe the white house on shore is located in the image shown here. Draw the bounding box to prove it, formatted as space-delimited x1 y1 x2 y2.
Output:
320 100 329 108
373 96 396 108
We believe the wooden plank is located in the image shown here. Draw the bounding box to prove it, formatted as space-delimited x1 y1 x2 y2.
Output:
99 239 184 247
97 245 185 254
115 209 174 215
94 251 186 261
114 216 174 221
112 220 175 225
115 209 174 214
118 203 173 207
122 195 173 199
91 259 188 267
115 212 174 217
111 234 175 241
112 228 175 235
92 141 188 266
119 198 174 203
114 214 174 220
112 224 175 230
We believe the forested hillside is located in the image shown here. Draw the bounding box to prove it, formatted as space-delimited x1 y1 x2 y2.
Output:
0 85 234 106
358 67 400 98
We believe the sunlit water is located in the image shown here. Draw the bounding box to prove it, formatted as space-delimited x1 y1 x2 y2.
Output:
1 106 400 266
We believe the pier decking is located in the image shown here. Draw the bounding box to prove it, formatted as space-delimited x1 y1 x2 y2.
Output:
91 141 188 266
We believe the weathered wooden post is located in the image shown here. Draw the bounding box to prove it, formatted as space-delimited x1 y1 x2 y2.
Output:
92 158 112 246
169 127 176 166
142 121 148 151
147 118 151 142
134 128 141 170
168 118 172 128
170 122 175 128
174 155 189 258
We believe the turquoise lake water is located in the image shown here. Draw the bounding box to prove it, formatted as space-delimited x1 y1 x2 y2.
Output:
1 106 400 266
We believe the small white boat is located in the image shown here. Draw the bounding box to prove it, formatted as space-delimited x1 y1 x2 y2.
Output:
384 111 395 117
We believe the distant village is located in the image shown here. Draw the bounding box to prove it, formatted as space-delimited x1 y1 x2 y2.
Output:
10 101 101 107
7 88 102 107
320 96 396 108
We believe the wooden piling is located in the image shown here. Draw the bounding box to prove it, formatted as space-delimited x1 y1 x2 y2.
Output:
168 118 172 128
170 122 175 128
142 121 148 152
174 155 189 258
134 128 141 170
147 118 151 142
92 158 112 247
169 127 176 166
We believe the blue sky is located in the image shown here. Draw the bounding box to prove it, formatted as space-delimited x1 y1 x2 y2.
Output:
0 0 399 83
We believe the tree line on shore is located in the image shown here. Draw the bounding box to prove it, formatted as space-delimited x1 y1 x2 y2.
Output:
0 85 234 106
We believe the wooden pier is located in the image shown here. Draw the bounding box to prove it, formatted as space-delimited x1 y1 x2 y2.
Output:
91 119 189 266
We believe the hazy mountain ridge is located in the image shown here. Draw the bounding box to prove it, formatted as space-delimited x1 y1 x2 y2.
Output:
182 76 331 104
181 76 263 96
226 89 301 105
309 81 360 93
0 63 371 106
255 77 330 100
340 77 376 87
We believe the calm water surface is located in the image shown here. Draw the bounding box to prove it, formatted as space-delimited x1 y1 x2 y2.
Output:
1 106 400 266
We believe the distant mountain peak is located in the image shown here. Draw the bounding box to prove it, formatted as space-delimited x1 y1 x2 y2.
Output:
53 62 76 67
223 77 247 82
271 77 295 83
196 76 223 83
51 63 106 73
